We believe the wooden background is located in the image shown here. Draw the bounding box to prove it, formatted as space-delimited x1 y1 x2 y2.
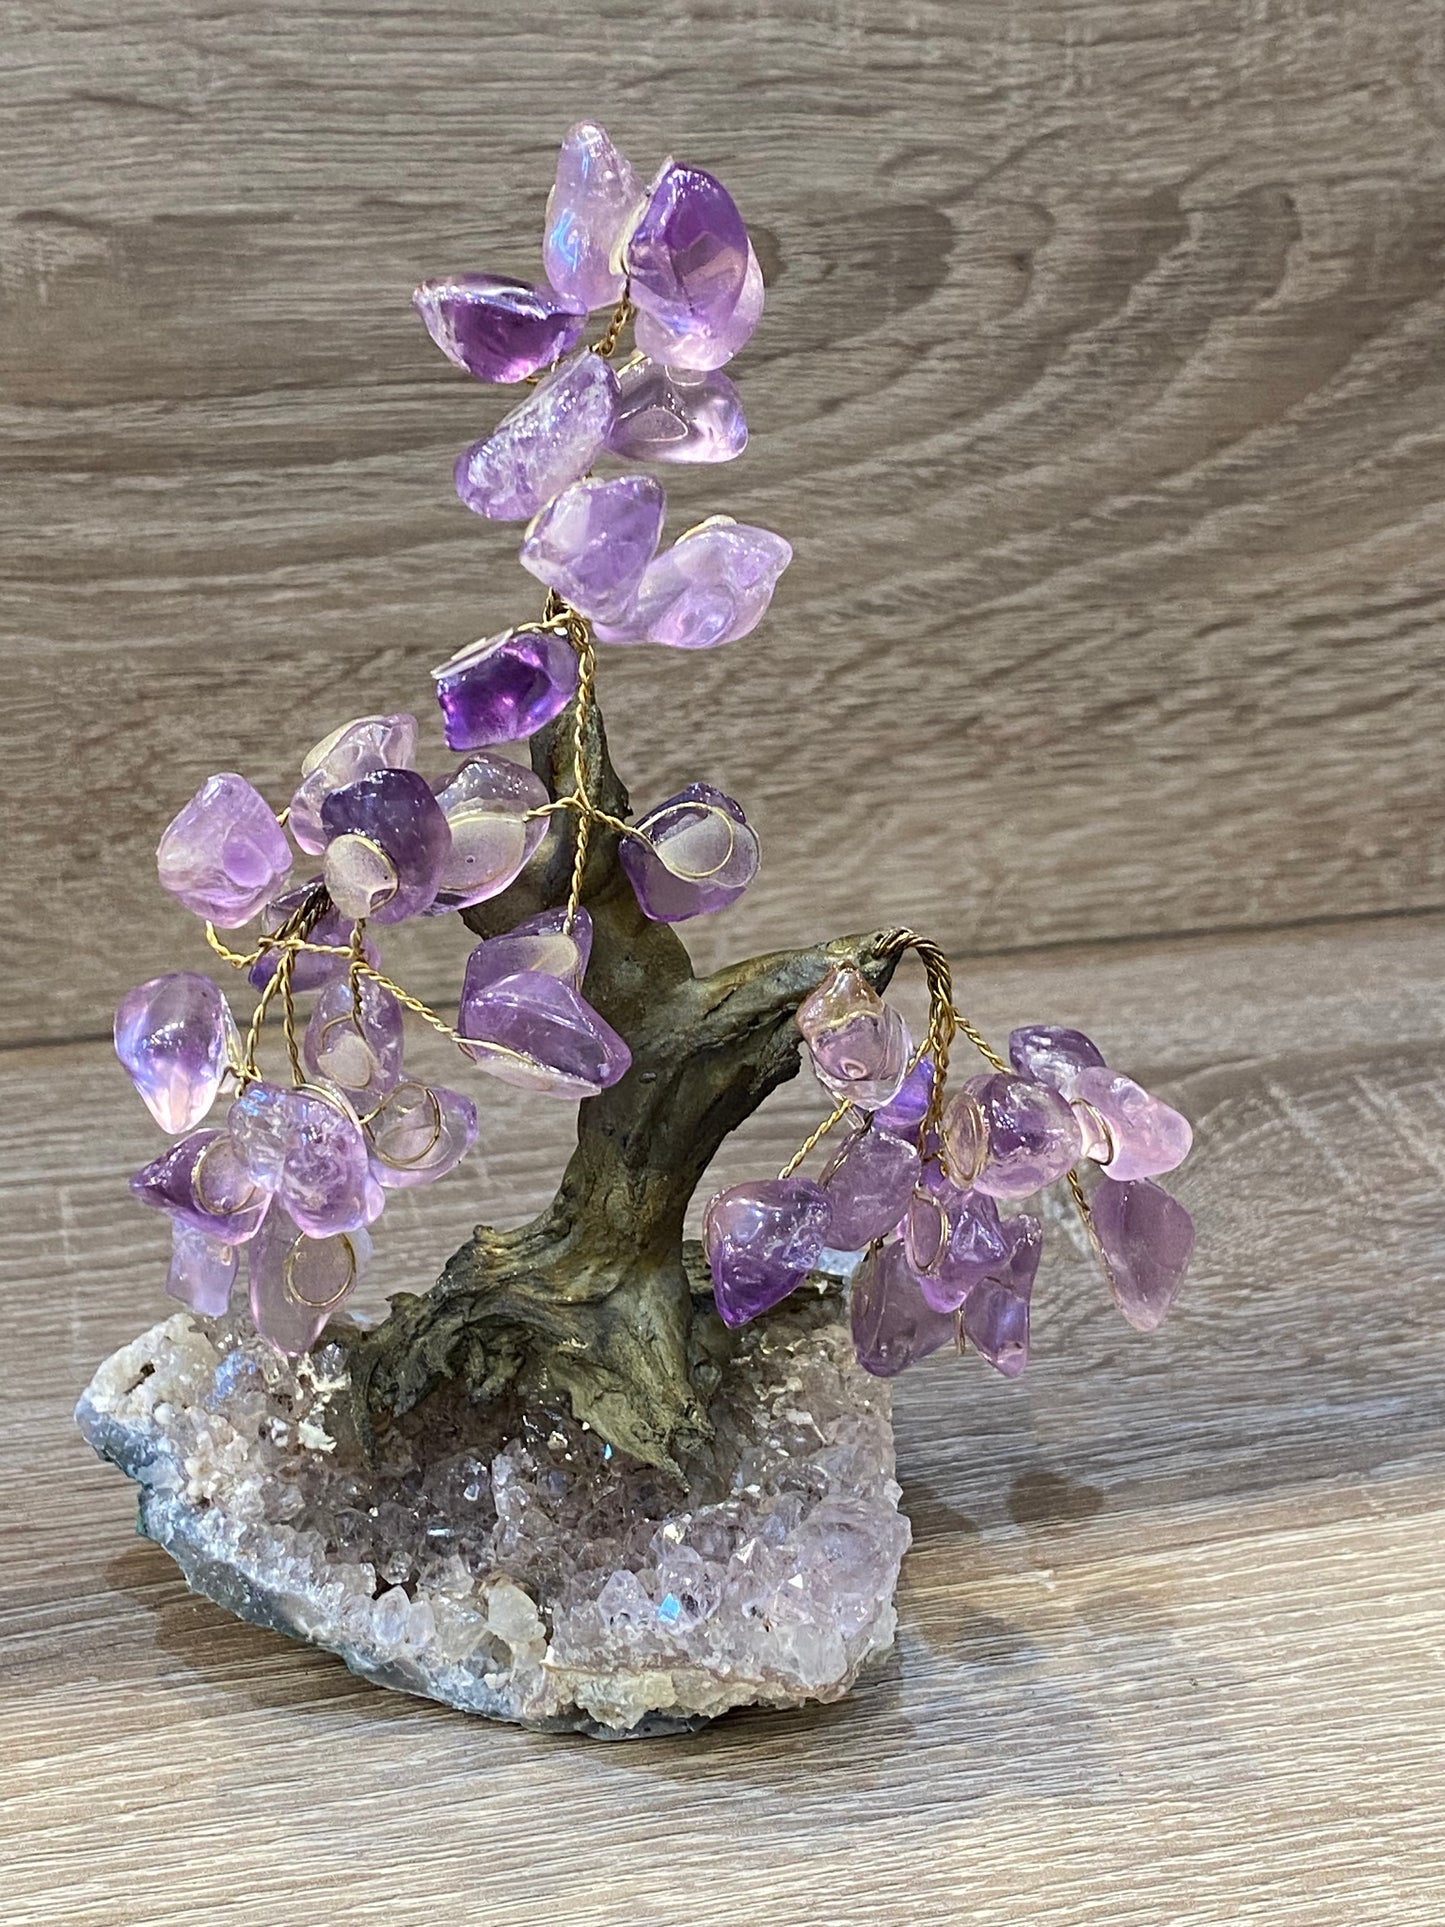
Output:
3 2 1444 1922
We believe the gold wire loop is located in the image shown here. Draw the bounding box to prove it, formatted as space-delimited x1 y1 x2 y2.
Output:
282 1233 358 1309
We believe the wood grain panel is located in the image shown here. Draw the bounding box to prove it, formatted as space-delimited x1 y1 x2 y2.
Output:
5 2 1445 1041
4 917 1444 1924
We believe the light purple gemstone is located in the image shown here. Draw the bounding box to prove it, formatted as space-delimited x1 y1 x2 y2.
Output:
412 274 587 383
248 1204 370 1356
606 359 747 465
131 1128 272 1244
1008 1024 1107 1101
872 1056 936 1141
462 906 593 994
433 626 580 752
320 767 451 923
850 1239 958 1379
249 884 377 994
367 1081 478 1189
430 754 550 910
969 1072 1084 1200
915 1184 1010 1312
519 476 665 625
1074 1066 1193 1182
228 1081 377 1239
115 972 235 1133
961 1213 1042 1378
625 163 749 337
455 352 619 522
818 1127 921 1250
1091 1177 1194 1332
703 1178 831 1328
797 964 912 1111
543 121 641 312
303 975 405 1105
156 773 291 927
458 966 629 1098
592 519 791 649
634 241 765 372
166 1222 239 1317
620 782 759 921
288 713 418 855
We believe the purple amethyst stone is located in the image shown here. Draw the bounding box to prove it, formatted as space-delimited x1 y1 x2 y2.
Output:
433 627 580 750
620 783 759 921
634 243 765 372
319 767 451 923
1091 1176 1194 1331
850 1240 958 1378
818 1126 921 1250
454 353 619 522
969 1071 1085 1200
114 972 235 1134
156 773 291 927
413 274 587 383
961 1213 1042 1377
458 956 629 1099
625 164 750 338
131 1128 271 1244
1008 1024 1107 1100
703 1178 831 1328
519 476 666 625
592 519 791 649
543 121 641 312
606 359 747 465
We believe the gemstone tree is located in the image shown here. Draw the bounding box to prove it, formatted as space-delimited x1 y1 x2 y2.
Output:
106 119 1195 1478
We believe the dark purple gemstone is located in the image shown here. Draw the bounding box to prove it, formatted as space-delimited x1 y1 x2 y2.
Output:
319 767 451 923
625 164 749 336
433 627 580 750
131 1128 271 1244
412 274 587 383
703 1178 831 1327
461 906 592 996
619 783 758 921
850 1240 958 1378
818 1128 921 1250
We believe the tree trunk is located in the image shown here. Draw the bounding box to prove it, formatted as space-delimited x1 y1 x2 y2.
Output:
344 689 899 1476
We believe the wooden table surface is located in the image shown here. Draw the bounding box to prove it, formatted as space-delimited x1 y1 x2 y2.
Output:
4 3 1444 1923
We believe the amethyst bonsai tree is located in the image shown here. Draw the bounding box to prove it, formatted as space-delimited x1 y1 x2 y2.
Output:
81 125 1195 1735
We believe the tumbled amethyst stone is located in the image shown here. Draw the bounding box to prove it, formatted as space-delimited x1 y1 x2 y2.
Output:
430 754 550 910
228 1080 378 1240
320 767 451 923
969 1071 1084 1200
543 121 641 312
592 519 791 650
797 963 911 1111
458 965 629 1098
519 476 665 625
249 884 377 994
433 627 580 752
1008 1024 1107 1100
303 976 405 1105
915 1182 1011 1312
131 1128 271 1244
634 243 765 372
248 1204 370 1357
606 359 747 465
872 1056 936 1141
961 1213 1042 1378
462 906 593 994
455 353 619 522
367 1081 478 1189
413 274 587 383
289 713 418 855
115 972 235 1133
850 1239 958 1379
166 1222 239 1317
818 1127 920 1250
1074 1066 1193 1182
156 773 291 927
620 783 759 921
703 1178 831 1328
1091 1176 1194 1332
625 163 750 337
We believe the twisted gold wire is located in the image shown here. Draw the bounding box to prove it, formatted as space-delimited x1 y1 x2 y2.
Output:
590 290 633 359
777 1098 855 1181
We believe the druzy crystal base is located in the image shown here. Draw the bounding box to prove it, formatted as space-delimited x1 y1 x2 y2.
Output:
76 1279 909 1740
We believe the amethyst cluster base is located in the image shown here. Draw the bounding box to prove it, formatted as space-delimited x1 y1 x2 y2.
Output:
77 1278 910 1740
